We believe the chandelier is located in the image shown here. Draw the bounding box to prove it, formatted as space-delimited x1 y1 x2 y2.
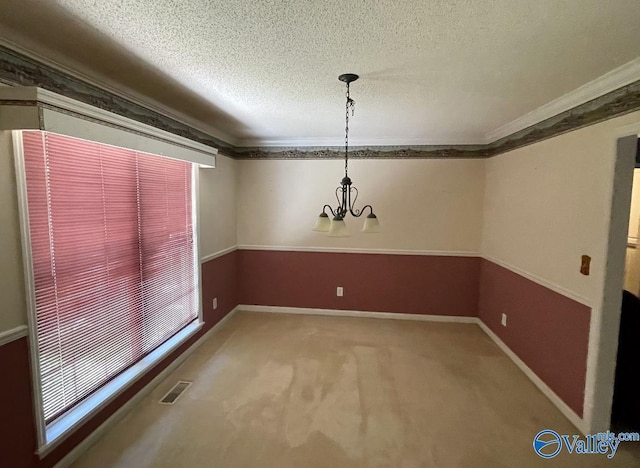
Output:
312 73 381 237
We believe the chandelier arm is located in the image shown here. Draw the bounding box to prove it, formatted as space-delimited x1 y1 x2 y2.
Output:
348 186 359 216
351 204 374 218
335 185 347 218
322 204 336 217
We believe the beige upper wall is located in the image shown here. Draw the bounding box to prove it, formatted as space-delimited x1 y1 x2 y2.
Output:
237 158 485 252
482 110 640 305
0 131 27 332
199 154 237 257
3 99 636 331
481 113 640 434
623 170 640 295
627 169 640 240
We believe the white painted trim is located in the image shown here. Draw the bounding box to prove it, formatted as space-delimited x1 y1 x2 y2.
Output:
206 246 588 309
486 57 640 143
11 128 210 453
201 246 238 263
482 254 591 307
53 306 240 468
13 130 48 448
51 304 588 466
237 135 485 147
0 38 237 146
2 39 637 152
0 87 218 165
193 166 203 325
241 304 587 433
40 321 203 456
237 245 480 257
36 88 217 155
0 325 28 346
238 304 479 323
584 131 640 435
477 321 586 434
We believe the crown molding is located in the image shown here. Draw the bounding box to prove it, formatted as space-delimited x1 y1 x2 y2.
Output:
233 76 640 159
0 38 238 147
237 135 485 147
486 58 640 143
485 79 640 156
0 42 233 154
0 87 217 164
1 42 639 161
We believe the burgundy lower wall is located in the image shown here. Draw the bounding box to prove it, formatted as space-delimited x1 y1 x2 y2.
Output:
477 259 590 416
0 337 37 468
201 250 239 327
238 250 481 316
0 250 238 468
2 250 594 465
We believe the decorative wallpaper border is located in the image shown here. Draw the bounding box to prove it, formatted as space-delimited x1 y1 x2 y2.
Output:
0 45 235 155
486 80 640 156
236 80 640 159
233 145 491 160
0 98 216 157
1 44 639 160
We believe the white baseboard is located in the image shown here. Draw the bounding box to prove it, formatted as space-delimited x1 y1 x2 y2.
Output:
53 304 586 467
54 306 240 468
476 321 586 434
238 304 479 323
240 304 585 433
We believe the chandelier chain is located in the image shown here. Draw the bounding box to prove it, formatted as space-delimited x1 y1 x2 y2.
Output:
345 82 355 177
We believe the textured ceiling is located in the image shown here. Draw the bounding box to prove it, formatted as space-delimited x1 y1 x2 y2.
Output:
1 0 640 147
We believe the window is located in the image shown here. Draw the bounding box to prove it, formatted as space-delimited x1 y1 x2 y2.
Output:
18 131 200 447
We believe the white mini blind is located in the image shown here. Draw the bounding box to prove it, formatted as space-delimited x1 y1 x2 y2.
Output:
22 131 198 423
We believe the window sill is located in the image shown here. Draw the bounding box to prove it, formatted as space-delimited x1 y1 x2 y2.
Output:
38 321 202 457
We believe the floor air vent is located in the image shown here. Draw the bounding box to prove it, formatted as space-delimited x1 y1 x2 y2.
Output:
159 380 192 405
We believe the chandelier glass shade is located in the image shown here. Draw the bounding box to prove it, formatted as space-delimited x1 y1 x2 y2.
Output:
312 73 380 237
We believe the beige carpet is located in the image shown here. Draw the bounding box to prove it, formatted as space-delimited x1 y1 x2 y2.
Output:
72 311 640 467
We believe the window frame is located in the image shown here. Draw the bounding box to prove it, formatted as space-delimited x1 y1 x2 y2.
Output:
13 130 204 456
